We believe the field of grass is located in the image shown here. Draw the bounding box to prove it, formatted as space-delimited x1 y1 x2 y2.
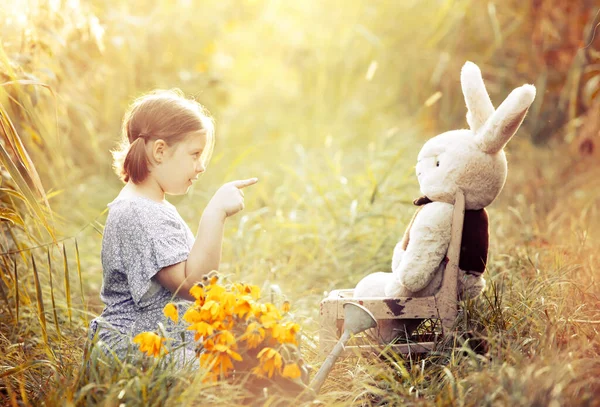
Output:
1 0 599 405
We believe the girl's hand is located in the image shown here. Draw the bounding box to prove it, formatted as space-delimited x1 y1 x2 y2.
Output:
206 178 258 219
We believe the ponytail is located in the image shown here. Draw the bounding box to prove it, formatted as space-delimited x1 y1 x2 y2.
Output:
121 137 149 183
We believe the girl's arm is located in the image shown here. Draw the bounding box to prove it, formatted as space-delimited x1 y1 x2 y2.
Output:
155 178 257 301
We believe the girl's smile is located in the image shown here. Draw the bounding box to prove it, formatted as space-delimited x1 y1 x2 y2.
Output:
153 130 207 195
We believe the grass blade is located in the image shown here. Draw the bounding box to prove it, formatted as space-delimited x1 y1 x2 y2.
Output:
0 360 57 379
47 248 62 340
1 376 19 407
75 239 87 326
0 268 13 319
13 256 18 325
0 207 24 228
0 248 15 286
0 78 60 147
0 104 55 240
31 253 48 345
0 187 27 202
63 243 72 327
0 81 54 191
6 221 30 266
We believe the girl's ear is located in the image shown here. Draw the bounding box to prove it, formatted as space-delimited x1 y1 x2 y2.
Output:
461 61 495 132
152 139 167 163
476 84 536 154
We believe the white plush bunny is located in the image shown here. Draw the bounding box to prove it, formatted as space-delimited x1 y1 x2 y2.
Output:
354 61 535 337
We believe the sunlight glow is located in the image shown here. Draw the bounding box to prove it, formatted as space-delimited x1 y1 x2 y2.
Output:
3 1 30 27
49 0 61 13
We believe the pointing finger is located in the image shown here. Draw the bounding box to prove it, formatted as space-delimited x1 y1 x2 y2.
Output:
232 178 258 189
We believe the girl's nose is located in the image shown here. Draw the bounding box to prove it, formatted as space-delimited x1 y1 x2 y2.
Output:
196 163 206 174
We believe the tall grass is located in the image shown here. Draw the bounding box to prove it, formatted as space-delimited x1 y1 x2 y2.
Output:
1 0 599 405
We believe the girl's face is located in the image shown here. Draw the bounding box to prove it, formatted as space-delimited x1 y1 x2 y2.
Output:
150 131 208 195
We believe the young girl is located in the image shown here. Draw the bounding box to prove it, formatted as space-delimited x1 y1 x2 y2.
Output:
87 89 257 368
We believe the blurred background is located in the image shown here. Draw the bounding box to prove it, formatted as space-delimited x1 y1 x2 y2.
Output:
1 0 599 404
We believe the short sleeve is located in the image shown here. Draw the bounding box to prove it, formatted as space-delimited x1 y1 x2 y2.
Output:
120 205 190 306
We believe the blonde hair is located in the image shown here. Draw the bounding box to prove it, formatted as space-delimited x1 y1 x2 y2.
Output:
112 89 215 184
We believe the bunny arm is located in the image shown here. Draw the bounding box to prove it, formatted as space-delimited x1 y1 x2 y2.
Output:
391 240 404 271
391 209 419 271
385 202 453 295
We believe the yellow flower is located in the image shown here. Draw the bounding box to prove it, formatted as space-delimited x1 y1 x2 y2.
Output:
133 332 167 357
183 307 203 324
201 300 224 321
271 321 301 345
282 363 302 379
240 322 265 349
220 292 237 315
214 330 236 347
245 284 261 300
234 283 261 300
200 343 243 378
178 274 304 383
187 321 214 341
213 318 234 331
163 303 178 323
259 305 282 328
203 337 215 351
234 296 253 319
252 347 282 378
189 285 205 303
206 284 226 302
215 343 243 362
253 302 282 322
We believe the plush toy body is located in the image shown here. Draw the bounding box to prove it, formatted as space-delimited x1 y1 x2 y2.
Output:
354 61 536 340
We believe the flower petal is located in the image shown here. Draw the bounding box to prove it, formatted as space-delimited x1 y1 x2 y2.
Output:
163 303 178 323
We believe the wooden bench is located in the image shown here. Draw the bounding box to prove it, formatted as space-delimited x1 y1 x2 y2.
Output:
318 190 466 357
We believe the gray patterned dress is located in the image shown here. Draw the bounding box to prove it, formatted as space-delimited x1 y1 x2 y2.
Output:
88 195 198 368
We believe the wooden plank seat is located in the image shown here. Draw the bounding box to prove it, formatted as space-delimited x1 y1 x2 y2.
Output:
318 190 466 357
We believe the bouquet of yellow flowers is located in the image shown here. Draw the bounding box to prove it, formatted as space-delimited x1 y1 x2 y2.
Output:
133 273 307 390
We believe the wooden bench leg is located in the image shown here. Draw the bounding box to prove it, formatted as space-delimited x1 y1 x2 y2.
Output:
438 297 458 339
319 297 340 358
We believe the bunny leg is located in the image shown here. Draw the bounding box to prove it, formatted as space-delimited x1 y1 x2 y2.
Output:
458 270 486 300
354 272 392 298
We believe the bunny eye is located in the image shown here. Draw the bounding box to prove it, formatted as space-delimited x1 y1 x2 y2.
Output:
436 160 440 167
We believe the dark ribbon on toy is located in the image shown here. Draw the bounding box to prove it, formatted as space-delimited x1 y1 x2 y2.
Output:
411 195 488 276
413 196 432 206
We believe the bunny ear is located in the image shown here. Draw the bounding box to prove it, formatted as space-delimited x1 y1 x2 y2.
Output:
477 84 536 154
461 61 495 132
